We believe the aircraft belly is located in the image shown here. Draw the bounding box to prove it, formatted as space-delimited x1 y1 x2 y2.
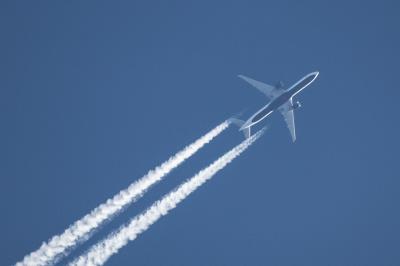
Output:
236 71 319 141
251 109 274 125
251 94 290 124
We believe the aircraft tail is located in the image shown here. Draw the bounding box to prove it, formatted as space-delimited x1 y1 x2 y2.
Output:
229 118 244 127
229 118 251 139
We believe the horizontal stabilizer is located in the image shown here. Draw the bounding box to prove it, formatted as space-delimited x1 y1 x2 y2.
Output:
229 118 251 139
243 127 251 139
229 118 245 127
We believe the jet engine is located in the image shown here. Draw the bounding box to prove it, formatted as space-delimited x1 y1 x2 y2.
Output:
275 81 284 89
291 101 302 110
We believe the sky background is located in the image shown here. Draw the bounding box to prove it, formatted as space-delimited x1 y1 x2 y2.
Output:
1 1 399 265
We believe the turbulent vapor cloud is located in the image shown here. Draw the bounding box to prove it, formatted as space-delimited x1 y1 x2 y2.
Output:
16 121 229 266
70 128 265 266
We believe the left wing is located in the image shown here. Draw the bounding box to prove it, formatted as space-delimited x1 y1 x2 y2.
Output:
278 98 296 142
238 75 283 100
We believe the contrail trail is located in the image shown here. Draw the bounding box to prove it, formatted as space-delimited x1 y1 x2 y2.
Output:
16 121 229 266
70 128 265 266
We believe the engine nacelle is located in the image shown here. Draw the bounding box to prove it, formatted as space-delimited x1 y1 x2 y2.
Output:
275 81 284 89
291 101 302 110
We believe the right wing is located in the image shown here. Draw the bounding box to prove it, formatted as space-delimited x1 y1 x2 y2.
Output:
238 74 283 100
278 98 296 142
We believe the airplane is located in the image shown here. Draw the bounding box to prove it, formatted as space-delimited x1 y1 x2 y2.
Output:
230 71 319 142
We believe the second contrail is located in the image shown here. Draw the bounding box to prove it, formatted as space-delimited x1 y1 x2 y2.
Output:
70 128 265 266
16 121 229 266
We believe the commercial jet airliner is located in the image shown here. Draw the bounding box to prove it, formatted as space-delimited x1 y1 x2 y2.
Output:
230 71 319 142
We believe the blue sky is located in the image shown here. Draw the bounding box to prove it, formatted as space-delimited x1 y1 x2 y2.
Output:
1 1 399 265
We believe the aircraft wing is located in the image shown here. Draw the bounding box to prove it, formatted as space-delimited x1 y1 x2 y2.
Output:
278 99 296 142
238 75 282 100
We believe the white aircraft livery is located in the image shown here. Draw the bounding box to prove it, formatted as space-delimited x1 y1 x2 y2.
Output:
230 71 319 142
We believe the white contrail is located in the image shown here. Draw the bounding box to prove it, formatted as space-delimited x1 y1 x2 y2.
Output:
70 128 265 266
16 121 229 266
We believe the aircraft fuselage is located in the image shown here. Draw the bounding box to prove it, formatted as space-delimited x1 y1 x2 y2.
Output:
240 71 319 130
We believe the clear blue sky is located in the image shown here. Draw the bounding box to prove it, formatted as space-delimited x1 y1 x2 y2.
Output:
1 1 399 265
